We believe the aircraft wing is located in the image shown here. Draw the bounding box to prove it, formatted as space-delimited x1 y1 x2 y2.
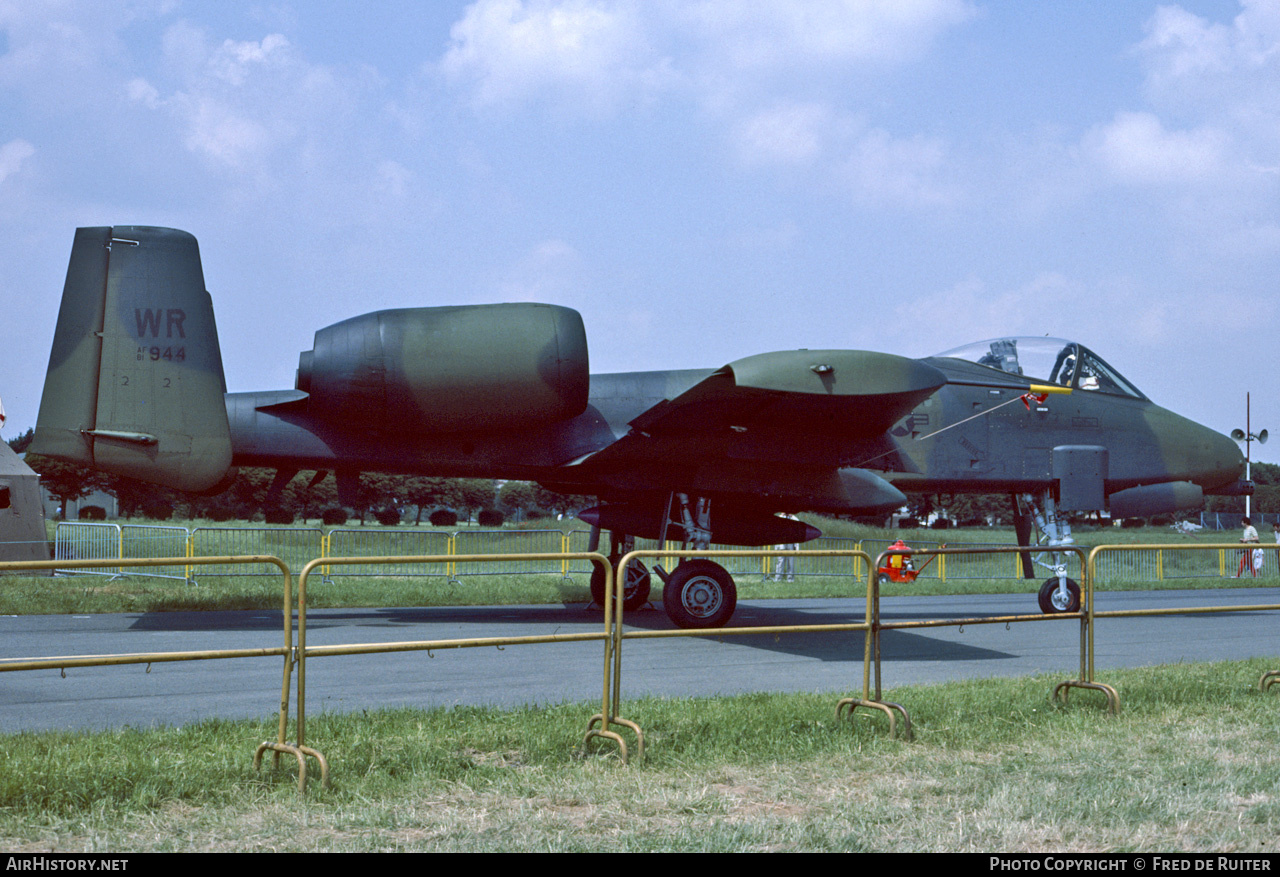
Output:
569 350 947 512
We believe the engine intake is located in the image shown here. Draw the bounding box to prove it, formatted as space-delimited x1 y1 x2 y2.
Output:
297 303 589 433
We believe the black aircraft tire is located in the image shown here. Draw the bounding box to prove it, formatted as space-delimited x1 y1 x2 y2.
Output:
662 559 737 629
591 561 651 612
1038 577 1081 614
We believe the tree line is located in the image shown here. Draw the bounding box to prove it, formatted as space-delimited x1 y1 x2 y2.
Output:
9 426 1277 525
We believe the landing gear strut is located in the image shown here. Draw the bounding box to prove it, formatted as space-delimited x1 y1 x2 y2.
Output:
589 531 652 612
588 493 741 628
590 560 652 612
658 493 738 629
1018 491 1081 614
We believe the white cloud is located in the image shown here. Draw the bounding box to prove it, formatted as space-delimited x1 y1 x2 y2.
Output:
899 275 1080 353
440 0 673 110
1139 4 1237 81
153 29 300 170
902 269 1273 365
1084 111 1229 185
208 33 292 87
495 238 584 301
159 18 212 81
441 0 976 112
731 103 834 167
684 0 977 70
178 98 275 170
127 22 370 181
843 128 958 207
439 0 978 209
1140 1 1280 88
125 77 161 109
375 160 413 199
0 139 35 186
897 273 1184 361
1134 2 1280 174
0 2 127 81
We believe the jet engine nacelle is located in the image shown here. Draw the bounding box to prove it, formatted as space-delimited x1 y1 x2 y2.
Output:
296 303 590 433
1108 481 1204 519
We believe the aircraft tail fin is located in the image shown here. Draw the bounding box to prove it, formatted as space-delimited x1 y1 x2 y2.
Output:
31 226 233 492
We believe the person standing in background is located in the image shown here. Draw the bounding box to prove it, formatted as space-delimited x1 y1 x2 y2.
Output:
1237 517 1260 577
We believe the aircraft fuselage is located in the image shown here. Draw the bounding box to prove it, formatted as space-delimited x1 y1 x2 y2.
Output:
224 357 1243 509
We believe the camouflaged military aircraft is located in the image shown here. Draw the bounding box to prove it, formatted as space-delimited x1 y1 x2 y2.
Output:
33 226 1248 628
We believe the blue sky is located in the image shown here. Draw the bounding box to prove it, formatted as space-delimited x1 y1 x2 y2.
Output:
1 1 1277 463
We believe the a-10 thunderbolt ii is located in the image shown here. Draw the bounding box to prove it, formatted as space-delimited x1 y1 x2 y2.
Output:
32 227 1248 628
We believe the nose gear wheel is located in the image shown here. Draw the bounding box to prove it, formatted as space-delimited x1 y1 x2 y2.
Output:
1038 577 1081 613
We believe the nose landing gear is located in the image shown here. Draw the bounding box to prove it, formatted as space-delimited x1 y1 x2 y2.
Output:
1037 576 1081 614
1019 491 1082 615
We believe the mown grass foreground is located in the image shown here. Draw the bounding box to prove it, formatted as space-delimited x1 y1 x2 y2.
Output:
2 660 1278 852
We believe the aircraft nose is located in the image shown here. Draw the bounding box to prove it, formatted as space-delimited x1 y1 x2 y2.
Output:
1196 426 1246 490
1147 406 1244 490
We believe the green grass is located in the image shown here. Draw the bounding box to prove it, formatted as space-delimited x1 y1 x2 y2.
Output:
2 660 1278 851
9 518 1277 851
0 571 596 615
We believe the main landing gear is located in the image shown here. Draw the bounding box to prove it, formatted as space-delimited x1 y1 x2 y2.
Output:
662 558 737 629
589 493 739 629
589 534 652 612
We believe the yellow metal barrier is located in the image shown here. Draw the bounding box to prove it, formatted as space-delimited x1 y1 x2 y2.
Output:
9 542 1276 794
291 552 618 790
1086 543 1280 700
610 548 911 739
0 555 303 790
868 544 1116 713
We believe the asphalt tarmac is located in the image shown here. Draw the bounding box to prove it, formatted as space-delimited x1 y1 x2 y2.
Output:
2 587 1278 734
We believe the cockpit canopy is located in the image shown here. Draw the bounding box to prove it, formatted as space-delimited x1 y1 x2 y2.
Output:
934 337 1146 399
